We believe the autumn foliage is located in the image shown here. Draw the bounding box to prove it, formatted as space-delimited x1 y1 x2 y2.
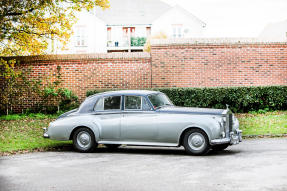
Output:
0 0 109 56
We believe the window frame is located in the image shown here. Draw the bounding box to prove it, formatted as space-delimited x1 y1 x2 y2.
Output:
124 95 143 111
123 95 153 111
172 24 183 38
147 93 173 109
75 25 88 47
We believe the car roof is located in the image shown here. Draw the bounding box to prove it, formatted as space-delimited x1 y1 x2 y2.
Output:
87 90 160 99
78 90 160 113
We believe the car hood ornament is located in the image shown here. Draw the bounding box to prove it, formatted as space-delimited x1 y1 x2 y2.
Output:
226 104 230 110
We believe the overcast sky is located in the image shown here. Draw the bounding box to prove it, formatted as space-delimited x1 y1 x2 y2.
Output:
163 0 287 37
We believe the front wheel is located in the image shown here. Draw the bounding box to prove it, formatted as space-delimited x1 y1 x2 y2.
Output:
183 129 210 155
73 127 97 152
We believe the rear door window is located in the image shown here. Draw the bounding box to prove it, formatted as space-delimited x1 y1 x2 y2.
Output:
104 96 121 110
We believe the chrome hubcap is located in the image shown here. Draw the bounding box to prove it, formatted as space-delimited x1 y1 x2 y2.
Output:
188 132 206 151
77 131 91 148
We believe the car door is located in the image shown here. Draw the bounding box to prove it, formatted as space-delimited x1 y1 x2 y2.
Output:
94 95 122 141
121 95 158 143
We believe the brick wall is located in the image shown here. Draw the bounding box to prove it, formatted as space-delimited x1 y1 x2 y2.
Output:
150 39 287 87
9 52 151 101
1 39 287 112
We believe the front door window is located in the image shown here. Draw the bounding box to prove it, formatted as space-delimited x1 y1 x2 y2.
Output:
125 96 141 110
124 96 152 111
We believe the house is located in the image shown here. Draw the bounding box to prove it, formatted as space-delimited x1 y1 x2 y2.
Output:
258 20 287 41
51 0 206 54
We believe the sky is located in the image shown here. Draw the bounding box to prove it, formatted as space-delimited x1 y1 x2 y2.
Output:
163 0 287 37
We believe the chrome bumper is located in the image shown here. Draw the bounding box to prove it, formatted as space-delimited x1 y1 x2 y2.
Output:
43 128 49 138
211 129 242 145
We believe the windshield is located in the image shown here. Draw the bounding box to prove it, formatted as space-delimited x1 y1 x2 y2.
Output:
148 93 173 109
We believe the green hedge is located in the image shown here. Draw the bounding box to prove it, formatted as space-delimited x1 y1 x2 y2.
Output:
86 86 287 113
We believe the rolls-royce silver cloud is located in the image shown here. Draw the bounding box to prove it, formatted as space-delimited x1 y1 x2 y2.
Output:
43 90 242 155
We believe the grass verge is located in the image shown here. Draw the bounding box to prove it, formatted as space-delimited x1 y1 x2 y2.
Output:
236 111 287 136
0 114 71 156
0 111 286 156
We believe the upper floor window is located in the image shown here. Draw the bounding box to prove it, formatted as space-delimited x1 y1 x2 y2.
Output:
107 27 112 42
123 27 135 37
75 25 88 47
172 24 183 38
146 27 151 37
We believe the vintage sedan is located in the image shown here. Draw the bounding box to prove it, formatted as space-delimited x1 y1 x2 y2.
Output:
43 90 242 155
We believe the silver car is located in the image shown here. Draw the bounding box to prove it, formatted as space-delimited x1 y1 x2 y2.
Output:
43 90 242 155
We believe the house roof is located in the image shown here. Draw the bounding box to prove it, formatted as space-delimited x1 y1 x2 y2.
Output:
258 20 287 41
95 0 172 26
172 5 206 27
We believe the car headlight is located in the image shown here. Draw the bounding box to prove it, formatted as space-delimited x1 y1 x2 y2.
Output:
217 120 226 138
217 118 226 138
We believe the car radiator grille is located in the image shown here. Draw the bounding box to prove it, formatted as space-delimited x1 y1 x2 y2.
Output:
229 113 233 132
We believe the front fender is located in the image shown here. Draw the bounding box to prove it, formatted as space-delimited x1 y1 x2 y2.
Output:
177 117 222 145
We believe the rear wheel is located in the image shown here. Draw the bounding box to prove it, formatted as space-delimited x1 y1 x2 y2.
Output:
211 144 229 151
183 129 210 155
73 127 97 152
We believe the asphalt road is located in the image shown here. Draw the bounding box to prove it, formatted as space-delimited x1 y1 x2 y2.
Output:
1 138 287 191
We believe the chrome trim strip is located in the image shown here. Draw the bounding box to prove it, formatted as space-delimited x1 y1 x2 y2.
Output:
98 141 178 147
210 138 230 145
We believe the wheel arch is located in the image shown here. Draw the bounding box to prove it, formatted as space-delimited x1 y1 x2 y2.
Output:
69 125 99 142
178 126 211 146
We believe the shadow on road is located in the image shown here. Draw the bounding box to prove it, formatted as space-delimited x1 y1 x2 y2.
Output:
50 144 241 156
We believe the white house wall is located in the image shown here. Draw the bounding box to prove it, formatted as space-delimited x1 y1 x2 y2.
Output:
49 5 206 54
135 26 148 37
152 7 205 38
54 11 107 54
259 20 287 41
92 16 107 53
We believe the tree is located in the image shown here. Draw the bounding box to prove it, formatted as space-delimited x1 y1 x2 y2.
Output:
0 59 25 115
0 0 109 56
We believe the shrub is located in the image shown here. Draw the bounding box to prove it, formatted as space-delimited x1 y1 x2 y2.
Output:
86 86 287 113
131 37 146 47
0 60 79 114
42 87 78 113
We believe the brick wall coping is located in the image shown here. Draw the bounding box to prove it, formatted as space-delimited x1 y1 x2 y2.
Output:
1 52 151 62
151 38 287 46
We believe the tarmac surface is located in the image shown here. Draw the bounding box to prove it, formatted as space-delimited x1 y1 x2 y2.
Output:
1 138 287 191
